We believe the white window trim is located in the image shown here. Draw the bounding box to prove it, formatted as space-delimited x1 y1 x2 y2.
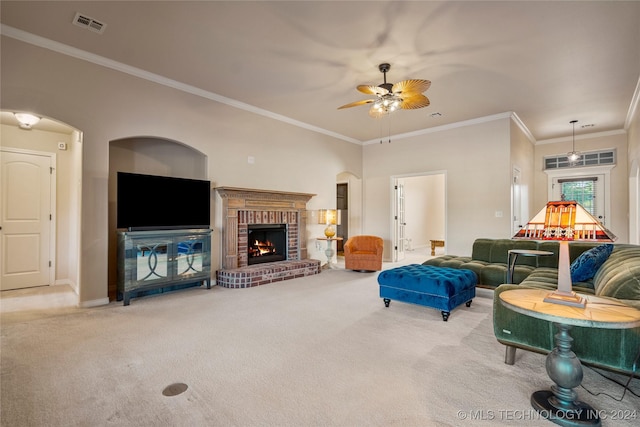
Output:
545 165 614 225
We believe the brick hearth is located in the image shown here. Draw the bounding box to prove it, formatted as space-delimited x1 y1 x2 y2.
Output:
215 187 319 288
216 259 321 288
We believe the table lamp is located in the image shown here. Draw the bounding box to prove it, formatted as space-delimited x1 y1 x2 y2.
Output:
513 200 616 308
318 209 341 238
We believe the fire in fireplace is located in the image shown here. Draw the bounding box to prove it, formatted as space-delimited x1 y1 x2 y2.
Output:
248 224 287 265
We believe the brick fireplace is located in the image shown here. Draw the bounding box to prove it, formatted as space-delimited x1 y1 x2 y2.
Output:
215 187 321 288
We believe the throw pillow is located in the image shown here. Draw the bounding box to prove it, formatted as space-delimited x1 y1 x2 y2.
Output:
570 244 614 282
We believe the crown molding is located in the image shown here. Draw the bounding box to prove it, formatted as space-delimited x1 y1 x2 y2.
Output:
510 112 536 144
625 74 640 130
0 24 361 145
362 112 515 145
536 128 626 145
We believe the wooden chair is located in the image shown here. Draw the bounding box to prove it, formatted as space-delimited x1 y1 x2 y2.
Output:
344 235 384 271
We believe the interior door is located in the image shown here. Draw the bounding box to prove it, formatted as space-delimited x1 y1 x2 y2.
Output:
1 149 53 290
394 180 406 261
512 167 522 235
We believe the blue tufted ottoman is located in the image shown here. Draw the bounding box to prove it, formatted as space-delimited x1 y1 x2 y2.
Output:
377 264 476 321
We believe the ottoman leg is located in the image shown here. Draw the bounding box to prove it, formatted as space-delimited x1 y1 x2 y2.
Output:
441 311 450 321
466 300 472 307
383 298 391 307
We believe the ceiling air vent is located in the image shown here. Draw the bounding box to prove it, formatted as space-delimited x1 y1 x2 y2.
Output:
72 12 106 34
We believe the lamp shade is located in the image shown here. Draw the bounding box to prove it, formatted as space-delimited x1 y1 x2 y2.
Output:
513 200 616 242
318 209 341 238
513 201 616 308
318 209 341 226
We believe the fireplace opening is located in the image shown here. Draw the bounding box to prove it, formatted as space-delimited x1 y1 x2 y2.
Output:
248 224 287 265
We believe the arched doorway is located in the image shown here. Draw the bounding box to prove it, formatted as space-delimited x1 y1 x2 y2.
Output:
336 172 362 255
0 111 82 306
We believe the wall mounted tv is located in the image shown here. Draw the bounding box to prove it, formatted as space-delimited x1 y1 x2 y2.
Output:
117 172 211 231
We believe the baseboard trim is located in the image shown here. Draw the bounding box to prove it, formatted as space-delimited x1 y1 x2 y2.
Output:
80 298 110 308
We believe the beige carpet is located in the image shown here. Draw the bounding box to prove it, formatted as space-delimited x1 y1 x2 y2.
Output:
1 268 639 426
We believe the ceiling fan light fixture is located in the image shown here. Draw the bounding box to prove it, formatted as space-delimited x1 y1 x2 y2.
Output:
338 63 430 118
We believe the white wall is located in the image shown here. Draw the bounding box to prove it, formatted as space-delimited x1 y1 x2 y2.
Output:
510 120 535 232
363 117 513 258
1 36 362 306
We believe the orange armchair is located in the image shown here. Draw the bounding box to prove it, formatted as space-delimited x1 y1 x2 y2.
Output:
344 235 384 271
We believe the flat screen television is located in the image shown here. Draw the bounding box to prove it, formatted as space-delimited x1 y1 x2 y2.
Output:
117 172 211 231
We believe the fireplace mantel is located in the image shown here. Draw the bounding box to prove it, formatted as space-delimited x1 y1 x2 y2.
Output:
216 187 316 206
216 187 316 270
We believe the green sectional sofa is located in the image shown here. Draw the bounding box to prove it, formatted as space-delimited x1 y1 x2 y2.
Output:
424 238 640 374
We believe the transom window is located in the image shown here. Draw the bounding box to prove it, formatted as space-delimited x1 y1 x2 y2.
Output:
544 149 615 170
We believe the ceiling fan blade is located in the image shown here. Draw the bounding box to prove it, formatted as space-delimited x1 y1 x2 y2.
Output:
400 94 430 109
338 99 375 109
392 79 431 96
358 85 388 96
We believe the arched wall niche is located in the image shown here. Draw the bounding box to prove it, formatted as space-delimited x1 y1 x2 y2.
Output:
107 136 210 300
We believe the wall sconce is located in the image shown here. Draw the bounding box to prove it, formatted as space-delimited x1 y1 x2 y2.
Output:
14 112 41 130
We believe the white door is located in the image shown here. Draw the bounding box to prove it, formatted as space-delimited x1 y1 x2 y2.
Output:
512 167 522 235
1 150 53 290
394 180 406 261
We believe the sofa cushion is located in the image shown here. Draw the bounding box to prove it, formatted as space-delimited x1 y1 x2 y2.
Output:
570 243 613 282
422 256 471 268
594 247 640 300
521 267 596 293
536 242 559 268
471 239 494 263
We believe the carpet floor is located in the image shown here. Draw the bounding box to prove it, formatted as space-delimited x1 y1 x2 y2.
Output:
1 267 639 426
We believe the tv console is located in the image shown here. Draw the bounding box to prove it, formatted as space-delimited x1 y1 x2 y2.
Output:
117 228 212 305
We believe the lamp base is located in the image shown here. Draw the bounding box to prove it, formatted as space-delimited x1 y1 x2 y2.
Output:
543 291 586 308
324 225 336 238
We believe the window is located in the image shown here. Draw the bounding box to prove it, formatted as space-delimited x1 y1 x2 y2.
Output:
544 149 616 170
557 177 597 216
550 173 607 224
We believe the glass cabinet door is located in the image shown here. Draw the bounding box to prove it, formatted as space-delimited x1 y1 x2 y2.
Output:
175 237 205 277
134 239 171 282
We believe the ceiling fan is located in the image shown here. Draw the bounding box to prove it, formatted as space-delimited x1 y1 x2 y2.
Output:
338 63 431 118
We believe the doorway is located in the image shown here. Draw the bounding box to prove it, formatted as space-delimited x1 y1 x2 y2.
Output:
336 183 348 254
0 112 81 307
392 173 446 262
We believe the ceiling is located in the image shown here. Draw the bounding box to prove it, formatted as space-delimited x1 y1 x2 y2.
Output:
1 1 639 144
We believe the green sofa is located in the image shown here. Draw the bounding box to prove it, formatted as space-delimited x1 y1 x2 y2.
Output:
424 238 640 374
